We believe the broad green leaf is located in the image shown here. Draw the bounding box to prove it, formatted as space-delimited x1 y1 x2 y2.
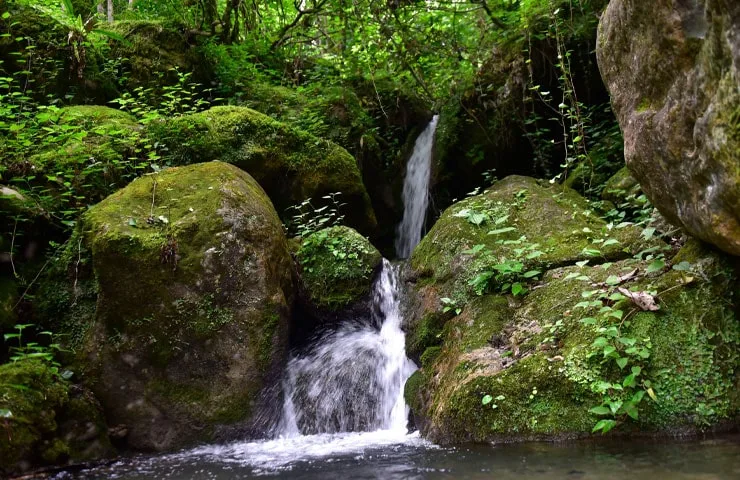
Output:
588 406 610 416
592 419 617 434
672 261 692 272
646 259 665 274
616 357 629 370
488 227 516 235
482 395 493 405
602 239 619 247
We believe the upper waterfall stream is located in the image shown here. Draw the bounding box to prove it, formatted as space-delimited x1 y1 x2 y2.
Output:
396 115 440 259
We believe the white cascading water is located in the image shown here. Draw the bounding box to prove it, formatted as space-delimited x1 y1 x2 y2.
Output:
279 259 416 436
182 116 441 470
395 115 440 259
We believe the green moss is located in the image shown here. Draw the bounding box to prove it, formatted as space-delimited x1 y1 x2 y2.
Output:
14 105 143 217
407 233 738 442
0 360 68 474
601 166 642 206
296 226 382 309
440 354 595 442
59 105 139 129
420 346 442 368
636 98 653 112
403 369 429 415
146 106 376 233
61 160 293 450
80 162 271 346
455 295 511 352
407 312 447 360
410 176 644 304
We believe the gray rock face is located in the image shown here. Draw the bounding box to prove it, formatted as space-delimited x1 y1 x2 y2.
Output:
597 0 740 255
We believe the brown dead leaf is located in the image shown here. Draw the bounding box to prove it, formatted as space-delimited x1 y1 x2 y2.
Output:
618 287 660 311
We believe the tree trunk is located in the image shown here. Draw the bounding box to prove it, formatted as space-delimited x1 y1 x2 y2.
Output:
97 3 104 15
107 0 113 22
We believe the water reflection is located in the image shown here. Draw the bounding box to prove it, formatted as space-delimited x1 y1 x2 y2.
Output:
54 434 740 480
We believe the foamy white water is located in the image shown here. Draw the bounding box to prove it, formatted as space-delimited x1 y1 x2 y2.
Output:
188 430 429 470
278 259 417 435
396 115 440 259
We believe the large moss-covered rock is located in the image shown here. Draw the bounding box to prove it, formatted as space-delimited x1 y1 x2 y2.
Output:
406 239 738 443
147 106 377 234
404 177 739 444
404 175 738 443
0 360 113 476
597 0 740 255
296 226 382 310
406 176 646 349
11 106 142 213
107 20 210 89
65 161 293 451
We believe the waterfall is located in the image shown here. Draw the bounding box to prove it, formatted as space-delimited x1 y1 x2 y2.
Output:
278 260 416 435
268 116 439 444
395 115 440 259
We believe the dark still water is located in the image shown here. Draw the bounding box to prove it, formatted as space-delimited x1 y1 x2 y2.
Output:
52 431 740 480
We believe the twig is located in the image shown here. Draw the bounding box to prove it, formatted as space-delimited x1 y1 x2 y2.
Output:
71 235 83 307
371 75 388 119
13 259 51 311
150 178 158 218
9 218 18 278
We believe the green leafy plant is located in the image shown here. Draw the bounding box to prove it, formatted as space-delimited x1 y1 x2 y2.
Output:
285 192 346 238
3 323 67 373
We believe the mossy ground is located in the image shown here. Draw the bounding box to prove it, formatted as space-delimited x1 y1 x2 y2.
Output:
411 175 647 305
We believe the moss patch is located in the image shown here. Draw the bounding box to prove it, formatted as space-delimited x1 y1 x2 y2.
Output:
296 226 382 309
0 360 112 475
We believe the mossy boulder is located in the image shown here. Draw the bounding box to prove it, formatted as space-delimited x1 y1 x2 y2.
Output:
146 106 377 234
62 161 293 451
601 166 642 207
10 106 142 213
0 106 143 285
295 226 382 311
0 360 113 476
404 175 738 443
107 20 210 89
406 231 739 442
406 176 646 323
597 0 740 255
